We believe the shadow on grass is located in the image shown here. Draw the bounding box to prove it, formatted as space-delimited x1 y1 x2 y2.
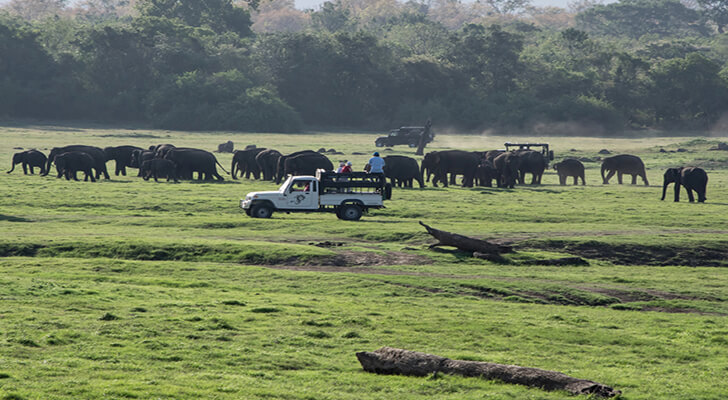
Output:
0 214 32 222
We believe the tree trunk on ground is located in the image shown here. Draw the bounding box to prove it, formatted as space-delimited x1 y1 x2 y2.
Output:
356 347 620 398
419 221 512 256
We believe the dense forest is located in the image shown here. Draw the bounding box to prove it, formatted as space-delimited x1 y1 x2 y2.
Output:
2 0 728 134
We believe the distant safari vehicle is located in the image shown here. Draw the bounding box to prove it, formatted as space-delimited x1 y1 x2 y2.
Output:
241 170 392 221
504 142 555 163
375 126 434 148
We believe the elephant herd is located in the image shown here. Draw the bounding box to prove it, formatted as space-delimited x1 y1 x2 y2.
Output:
8 145 710 203
7 144 228 183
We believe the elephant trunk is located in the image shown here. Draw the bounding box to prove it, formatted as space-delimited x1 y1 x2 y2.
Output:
661 178 668 200
600 163 607 183
42 151 55 176
7 160 16 173
231 158 237 179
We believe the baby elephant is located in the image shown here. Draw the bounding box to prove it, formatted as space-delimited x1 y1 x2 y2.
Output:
141 159 178 183
55 151 96 182
8 149 47 175
661 167 707 203
553 159 585 185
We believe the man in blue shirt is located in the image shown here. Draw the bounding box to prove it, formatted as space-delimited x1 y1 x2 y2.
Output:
367 152 385 174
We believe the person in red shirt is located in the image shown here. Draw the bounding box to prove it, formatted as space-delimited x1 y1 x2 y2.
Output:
340 161 352 174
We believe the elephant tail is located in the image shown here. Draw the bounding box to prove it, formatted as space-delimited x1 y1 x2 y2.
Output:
216 158 229 174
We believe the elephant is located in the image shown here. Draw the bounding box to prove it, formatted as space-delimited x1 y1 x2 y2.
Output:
661 167 708 203
104 145 143 176
153 144 176 158
141 159 178 183
217 141 234 153
54 151 96 182
423 150 478 188
475 160 497 187
493 152 521 188
8 149 47 175
553 158 585 185
275 150 320 183
231 148 266 179
164 148 227 181
515 150 547 185
281 152 334 180
43 145 109 180
383 155 424 188
420 151 439 184
601 154 648 185
130 149 155 176
255 149 282 181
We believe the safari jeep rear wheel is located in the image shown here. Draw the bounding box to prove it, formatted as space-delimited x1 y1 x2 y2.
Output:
338 204 363 221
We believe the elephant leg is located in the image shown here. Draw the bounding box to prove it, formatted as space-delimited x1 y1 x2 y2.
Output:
631 174 637 185
121 166 126 176
617 172 623 184
29 165 35 174
674 181 680 202
641 173 649 186
72 170 79 181
603 170 615 184
686 187 695 202
22 163 28 175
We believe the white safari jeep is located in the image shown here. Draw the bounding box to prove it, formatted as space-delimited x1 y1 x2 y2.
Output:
240 170 391 221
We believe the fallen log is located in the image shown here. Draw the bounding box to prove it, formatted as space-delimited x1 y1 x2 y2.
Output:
419 221 512 255
356 347 620 398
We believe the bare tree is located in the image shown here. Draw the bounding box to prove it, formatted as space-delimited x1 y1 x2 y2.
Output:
4 0 69 20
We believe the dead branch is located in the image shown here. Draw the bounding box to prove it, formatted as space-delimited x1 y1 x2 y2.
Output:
419 221 512 255
356 347 620 398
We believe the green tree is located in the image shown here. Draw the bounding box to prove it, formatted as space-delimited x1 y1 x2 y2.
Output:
576 0 710 38
136 0 252 36
649 53 728 126
697 0 728 33
448 24 524 95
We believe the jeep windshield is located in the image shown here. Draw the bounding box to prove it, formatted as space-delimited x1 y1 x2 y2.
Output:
278 176 294 192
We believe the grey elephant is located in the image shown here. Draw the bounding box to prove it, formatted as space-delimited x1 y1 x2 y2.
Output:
130 149 155 177
153 144 176 158
164 148 227 181
601 154 648 185
8 149 47 175
383 155 424 188
661 167 708 203
43 145 109 180
275 150 320 183
104 145 143 176
475 160 497 187
55 151 96 182
281 152 334 180
421 150 478 187
553 159 586 185
515 150 547 185
141 159 178 183
493 152 521 188
231 148 266 179
255 149 282 181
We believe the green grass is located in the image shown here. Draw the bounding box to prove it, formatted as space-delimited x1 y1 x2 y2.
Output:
1 123 728 399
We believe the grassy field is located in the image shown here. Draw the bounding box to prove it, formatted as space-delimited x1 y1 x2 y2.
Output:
2 122 728 399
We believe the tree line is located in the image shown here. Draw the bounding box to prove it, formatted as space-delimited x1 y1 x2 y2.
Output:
2 0 728 134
